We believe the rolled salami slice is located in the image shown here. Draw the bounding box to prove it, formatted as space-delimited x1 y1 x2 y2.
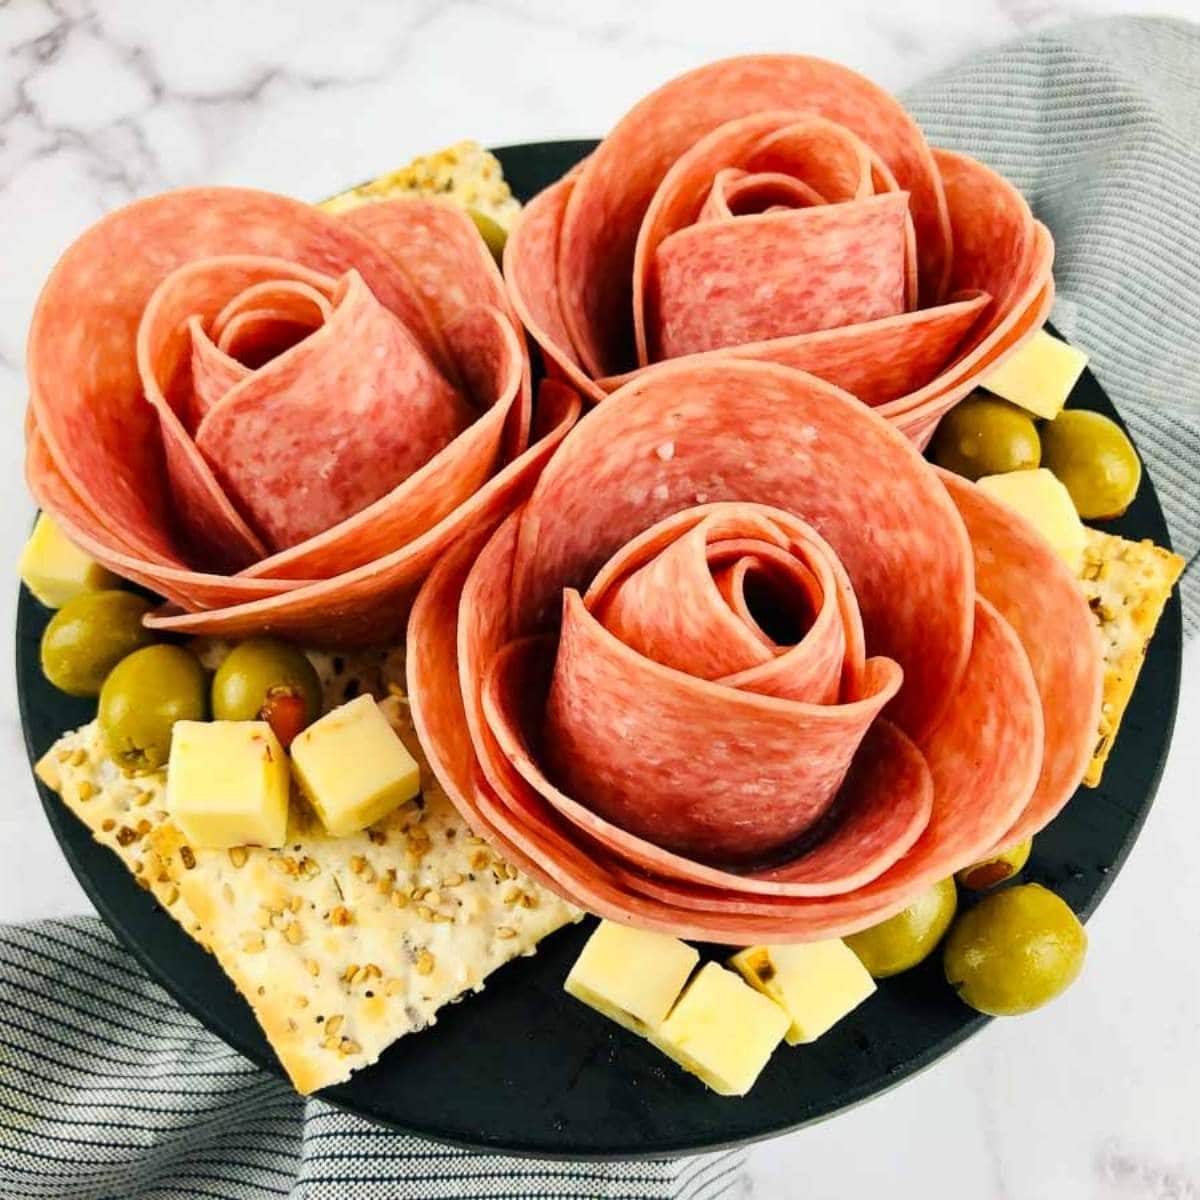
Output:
503 56 1054 446
26 187 551 640
408 360 1069 942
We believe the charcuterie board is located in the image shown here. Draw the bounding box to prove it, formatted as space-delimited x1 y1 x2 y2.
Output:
18 138 1181 1160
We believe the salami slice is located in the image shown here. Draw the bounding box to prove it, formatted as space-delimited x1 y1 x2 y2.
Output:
503 173 604 404
25 422 306 611
632 112 917 365
700 169 825 220
651 194 909 360
584 505 864 702
541 595 900 860
603 294 988 407
879 152 1054 440
940 470 1104 846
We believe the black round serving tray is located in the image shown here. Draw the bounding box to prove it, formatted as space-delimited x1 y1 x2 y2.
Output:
18 141 1182 1159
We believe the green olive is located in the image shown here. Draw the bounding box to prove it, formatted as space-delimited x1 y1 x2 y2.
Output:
1039 409 1141 519
930 395 1042 480
467 208 508 263
845 877 958 978
956 838 1032 891
99 644 207 773
40 590 156 697
943 883 1087 1016
211 638 321 725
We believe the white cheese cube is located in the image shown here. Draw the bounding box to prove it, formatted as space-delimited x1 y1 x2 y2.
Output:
730 941 876 1046
167 721 289 849
980 330 1088 420
19 512 117 609
650 962 789 1096
564 920 699 1034
977 467 1086 574
290 694 420 837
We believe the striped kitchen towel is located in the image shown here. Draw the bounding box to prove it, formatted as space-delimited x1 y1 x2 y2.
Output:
0 918 746 1199
906 14 1200 636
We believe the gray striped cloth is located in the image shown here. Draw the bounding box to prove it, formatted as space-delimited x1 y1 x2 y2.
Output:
4 16 1198 1199
906 15 1200 635
0 919 745 1199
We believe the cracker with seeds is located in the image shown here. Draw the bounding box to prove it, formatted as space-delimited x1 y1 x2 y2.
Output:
37 646 579 1095
1078 528 1184 787
37 722 209 946
319 140 520 227
149 693 578 1094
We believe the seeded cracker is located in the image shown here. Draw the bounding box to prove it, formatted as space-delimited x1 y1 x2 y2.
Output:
150 691 578 1094
38 643 579 1094
1078 528 1184 788
37 721 208 945
318 140 520 228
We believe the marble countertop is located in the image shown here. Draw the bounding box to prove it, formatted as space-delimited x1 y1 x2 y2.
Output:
2 2 1197 1196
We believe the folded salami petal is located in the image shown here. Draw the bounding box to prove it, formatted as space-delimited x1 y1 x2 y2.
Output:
556 55 951 376
511 360 973 740
479 637 927 898
879 152 1054 438
541 590 900 860
339 197 534 461
566 599 1036 936
194 270 471 551
651 193 909 359
145 379 581 644
940 471 1103 846
746 120 873 202
603 293 989 406
582 504 863 702
191 281 334 423
232 305 522 580
25 421 306 611
503 173 605 403
631 112 872 364
700 169 825 221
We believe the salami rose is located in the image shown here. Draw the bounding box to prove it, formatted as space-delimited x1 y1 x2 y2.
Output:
408 361 1101 942
504 56 1054 447
26 189 580 643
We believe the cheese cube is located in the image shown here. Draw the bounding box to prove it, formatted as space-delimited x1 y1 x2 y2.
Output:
977 468 1086 574
650 962 789 1096
19 512 117 609
730 941 876 1046
980 330 1088 420
565 920 699 1035
167 721 289 849
290 694 419 836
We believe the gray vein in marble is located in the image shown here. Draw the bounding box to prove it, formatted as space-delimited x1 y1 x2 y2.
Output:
1096 1142 1199 1200
1 0 445 202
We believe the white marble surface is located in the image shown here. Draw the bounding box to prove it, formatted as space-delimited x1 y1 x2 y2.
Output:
1 1 1198 1195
